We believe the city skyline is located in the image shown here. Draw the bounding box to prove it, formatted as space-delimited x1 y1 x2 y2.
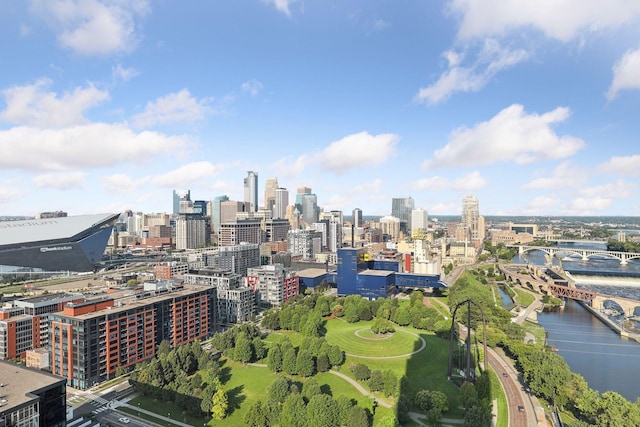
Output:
1 2 639 217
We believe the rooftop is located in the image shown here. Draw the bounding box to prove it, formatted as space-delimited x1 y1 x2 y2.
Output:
0 213 118 246
0 360 65 412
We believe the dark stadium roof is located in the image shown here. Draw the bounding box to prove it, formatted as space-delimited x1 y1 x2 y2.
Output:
0 213 119 246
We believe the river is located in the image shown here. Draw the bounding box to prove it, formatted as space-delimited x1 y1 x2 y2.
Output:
512 244 640 401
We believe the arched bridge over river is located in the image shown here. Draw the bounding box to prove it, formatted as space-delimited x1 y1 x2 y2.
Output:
500 265 640 317
518 245 640 266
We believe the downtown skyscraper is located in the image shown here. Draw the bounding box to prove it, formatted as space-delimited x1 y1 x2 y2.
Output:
244 171 258 212
391 196 415 235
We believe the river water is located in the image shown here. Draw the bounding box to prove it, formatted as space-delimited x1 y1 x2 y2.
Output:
512 244 640 401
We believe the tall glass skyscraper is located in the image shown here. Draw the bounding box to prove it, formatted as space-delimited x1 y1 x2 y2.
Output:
244 171 258 212
352 208 362 227
391 196 415 234
462 194 483 241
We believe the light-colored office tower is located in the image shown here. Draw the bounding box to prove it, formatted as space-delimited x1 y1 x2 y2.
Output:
287 229 323 260
244 171 258 212
380 215 401 240
212 195 230 232
264 177 279 211
220 200 249 224
125 211 144 235
274 187 289 219
411 208 428 239
301 193 319 225
319 210 343 252
143 213 171 230
295 186 312 212
391 196 415 235
352 208 362 227
286 205 300 230
461 194 485 241
172 189 190 215
217 218 263 246
175 213 207 249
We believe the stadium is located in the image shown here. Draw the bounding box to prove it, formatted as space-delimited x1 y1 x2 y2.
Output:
0 213 119 273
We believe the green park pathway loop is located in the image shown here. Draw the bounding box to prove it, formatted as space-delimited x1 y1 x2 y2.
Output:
344 328 427 360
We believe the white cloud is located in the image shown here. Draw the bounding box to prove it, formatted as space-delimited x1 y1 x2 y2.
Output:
131 89 212 128
449 0 640 42
271 154 311 179
0 124 189 171
598 154 640 177
413 171 487 192
33 172 86 190
241 80 263 97
565 197 613 214
30 0 150 56
522 161 588 189
0 183 22 204
262 0 298 17
0 79 109 127
316 131 399 173
151 161 225 188
606 48 640 100
101 173 150 193
523 195 561 214
421 104 585 169
578 180 635 199
416 39 529 105
112 64 140 83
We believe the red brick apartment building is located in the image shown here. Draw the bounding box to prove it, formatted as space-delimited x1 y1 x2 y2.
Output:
46 284 215 389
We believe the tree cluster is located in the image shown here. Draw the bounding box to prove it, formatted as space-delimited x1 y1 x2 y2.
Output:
348 362 399 398
244 376 372 427
129 340 227 418
504 339 640 426
267 336 344 377
210 324 266 364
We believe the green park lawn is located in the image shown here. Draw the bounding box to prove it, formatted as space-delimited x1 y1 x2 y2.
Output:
513 288 536 307
129 313 509 425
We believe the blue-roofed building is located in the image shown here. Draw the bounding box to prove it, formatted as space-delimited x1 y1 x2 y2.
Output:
336 248 447 299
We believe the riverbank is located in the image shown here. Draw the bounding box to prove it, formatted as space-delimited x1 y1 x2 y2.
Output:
578 301 640 343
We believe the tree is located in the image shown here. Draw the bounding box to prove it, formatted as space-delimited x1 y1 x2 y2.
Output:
395 394 411 425
280 393 307 427
244 400 269 427
267 343 283 372
327 345 344 367
347 405 370 427
383 370 398 397
316 353 330 373
253 337 267 360
459 382 478 409
336 395 354 426
306 394 340 427
344 303 360 323
392 306 411 326
296 350 315 377
268 376 290 406
368 370 384 392
302 377 322 402
234 332 253 364
211 388 228 420
262 309 280 330
463 398 491 427
350 363 371 381
414 389 449 415
283 346 298 375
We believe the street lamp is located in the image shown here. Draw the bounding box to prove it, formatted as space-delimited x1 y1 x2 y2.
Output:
137 402 140 416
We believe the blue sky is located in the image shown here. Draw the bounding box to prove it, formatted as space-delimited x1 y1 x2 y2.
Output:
1 0 639 218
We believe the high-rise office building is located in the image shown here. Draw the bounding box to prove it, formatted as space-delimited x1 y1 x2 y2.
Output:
391 197 415 235
274 187 289 219
212 195 230 231
264 177 279 211
173 189 191 215
175 213 208 249
461 195 485 241
301 193 319 225
411 208 429 238
352 208 362 227
244 171 258 212
295 187 312 212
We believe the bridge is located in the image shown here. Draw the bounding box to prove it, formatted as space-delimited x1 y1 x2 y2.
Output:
499 265 640 317
518 245 640 265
